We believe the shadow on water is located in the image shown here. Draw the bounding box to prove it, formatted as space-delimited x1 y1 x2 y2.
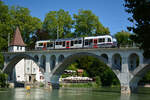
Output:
58 87 122 100
91 87 120 94
136 87 150 94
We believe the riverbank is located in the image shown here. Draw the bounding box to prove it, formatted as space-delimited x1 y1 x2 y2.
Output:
139 84 150 88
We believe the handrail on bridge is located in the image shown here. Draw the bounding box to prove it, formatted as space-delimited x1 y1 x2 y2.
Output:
1 46 139 53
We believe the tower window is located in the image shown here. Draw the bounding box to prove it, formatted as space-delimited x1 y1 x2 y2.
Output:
27 68 30 72
33 68 36 72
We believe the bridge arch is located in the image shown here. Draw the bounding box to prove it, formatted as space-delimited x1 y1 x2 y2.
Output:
34 55 39 62
50 52 120 86
6 56 10 61
40 55 46 72
101 53 108 62
50 55 56 70
128 53 139 71
130 63 150 91
112 53 122 71
58 54 65 64
3 54 41 75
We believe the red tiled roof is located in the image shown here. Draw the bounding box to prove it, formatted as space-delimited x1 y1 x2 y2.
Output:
10 27 26 46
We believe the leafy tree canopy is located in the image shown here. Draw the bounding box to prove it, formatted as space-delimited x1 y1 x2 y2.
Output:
0 1 42 68
0 1 11 51
9 6 42 47
0 1 42 50
74 9 110 37
43 9 74 39
75 56 120 86
0 53 4 70
115 30 132 47
124 0 150 58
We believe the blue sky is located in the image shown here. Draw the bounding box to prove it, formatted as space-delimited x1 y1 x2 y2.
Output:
3 0 132 35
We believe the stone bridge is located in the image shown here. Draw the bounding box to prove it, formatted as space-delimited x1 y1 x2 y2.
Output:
2 48 150 93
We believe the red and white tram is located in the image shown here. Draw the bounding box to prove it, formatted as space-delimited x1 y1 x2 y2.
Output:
35 35 117 50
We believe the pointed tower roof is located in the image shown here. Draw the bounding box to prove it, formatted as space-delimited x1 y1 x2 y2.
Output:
10 27 26 46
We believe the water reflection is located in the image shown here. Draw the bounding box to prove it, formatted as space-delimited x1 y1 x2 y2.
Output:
58 88 120 100
0 87 150 100
14 88 53 100
120 94 130 100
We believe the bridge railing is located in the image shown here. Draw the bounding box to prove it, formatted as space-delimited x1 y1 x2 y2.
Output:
0 45 139 53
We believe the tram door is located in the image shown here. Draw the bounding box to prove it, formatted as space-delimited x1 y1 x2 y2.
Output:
93 39 98 48
43 43 46 50
66 41 70 48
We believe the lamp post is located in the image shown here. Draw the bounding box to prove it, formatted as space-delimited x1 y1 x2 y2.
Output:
8 33 10 47
57 25 59 39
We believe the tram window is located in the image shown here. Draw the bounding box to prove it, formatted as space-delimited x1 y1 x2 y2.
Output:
47 42 53 47
50 43 53 47
63 41 65 47
89 39 93 45
99 38 103 42
56 42 59 45
108 38 111 42
47 42 50 47
59 42 62 45
75 40 78 44
79 40 82 44
71 41 74 46
90 39 93 43
85 40 88 45
39 43 42 46
102 38 105 42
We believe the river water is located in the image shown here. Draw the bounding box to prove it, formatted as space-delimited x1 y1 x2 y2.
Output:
0 87 150 100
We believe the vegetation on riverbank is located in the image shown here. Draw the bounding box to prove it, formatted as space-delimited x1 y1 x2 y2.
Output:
139 71 150 85
60 82 98 88
61 56 120 87
0 72 8 88
60 82 121 88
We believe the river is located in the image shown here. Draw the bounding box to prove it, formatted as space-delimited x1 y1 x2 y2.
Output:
0 87 150 100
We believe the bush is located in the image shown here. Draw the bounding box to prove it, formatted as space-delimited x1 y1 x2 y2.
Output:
0 73 8 87
39 82 44 87
94 76 101 87
0 53 4 70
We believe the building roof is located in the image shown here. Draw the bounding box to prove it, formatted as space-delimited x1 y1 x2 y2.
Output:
10 27 26 46
77 69 84 73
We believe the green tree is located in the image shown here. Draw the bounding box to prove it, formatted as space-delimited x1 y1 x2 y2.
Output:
75 56 120 86
124 0 150 57
115 31 132 47
74 9 110 37
62 55 120 86
0 73 8 87
0 2 42 50
9 6 42 47
43 9 74 39
0 1 11 51
29 29 50 49
94 76 101 86
0 53 4 70
140 71 150 84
